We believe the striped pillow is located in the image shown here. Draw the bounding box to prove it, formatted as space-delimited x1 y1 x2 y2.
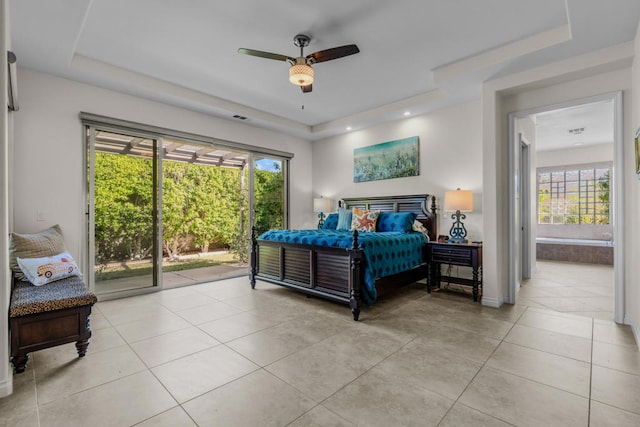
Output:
336 208 352 230
9 225 67 281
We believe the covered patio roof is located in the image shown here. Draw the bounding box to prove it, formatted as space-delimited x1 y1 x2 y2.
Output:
94 130 249 169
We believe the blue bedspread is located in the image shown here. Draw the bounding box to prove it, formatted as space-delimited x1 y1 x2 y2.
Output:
258 229 428 305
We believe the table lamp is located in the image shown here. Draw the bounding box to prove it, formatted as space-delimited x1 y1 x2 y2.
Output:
313 197 332 229
444 188 473 243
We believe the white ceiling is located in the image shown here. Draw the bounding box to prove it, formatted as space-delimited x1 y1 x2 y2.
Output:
534 99 614 152
9 1 640 140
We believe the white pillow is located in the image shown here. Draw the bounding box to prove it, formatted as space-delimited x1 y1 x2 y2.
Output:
17 251 82 286
412 220 430 240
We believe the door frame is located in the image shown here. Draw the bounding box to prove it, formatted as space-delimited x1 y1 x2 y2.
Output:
520 136 532 280
85 126 162 298
507 91 624 323
507 131 532 303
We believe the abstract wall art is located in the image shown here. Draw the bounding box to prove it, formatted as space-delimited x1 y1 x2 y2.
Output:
353 136 419 183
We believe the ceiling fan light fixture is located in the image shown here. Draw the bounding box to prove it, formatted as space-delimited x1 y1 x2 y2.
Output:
289 64 314 86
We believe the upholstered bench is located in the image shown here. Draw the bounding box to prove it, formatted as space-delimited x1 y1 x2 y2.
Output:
9 275 97 373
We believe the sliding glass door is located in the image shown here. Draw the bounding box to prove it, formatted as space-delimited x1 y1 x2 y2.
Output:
87 128 160 295
85 116 291 298
159 138 251 287
252 156 287 236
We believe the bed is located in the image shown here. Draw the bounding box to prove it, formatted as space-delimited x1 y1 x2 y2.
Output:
249 194 437 320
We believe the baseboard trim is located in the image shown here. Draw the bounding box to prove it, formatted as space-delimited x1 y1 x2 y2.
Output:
482 297 502 308
624 315 640 349
0 371 13 398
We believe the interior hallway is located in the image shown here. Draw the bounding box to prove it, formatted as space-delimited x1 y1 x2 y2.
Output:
0 265 637 426
517 260 614 321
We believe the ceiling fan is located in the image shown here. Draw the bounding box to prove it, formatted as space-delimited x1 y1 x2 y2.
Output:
238 34 360 93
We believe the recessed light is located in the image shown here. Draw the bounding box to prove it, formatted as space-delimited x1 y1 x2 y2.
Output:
346 126 352 131
403 111 411 116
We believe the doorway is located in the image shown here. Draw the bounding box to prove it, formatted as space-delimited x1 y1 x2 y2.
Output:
508 92 623 322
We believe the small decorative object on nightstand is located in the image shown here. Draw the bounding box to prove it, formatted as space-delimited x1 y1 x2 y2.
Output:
444 188 473 243
313 197 332 229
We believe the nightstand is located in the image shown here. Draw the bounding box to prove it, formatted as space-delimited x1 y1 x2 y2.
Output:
427 241 483 302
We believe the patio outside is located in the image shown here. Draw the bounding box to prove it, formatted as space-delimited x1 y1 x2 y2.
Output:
92 130 283 296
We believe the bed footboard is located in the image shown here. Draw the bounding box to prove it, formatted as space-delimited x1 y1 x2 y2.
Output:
250 227 364 320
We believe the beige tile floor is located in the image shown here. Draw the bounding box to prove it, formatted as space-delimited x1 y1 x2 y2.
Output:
95 264 248 295
1 261 638 426
517 260 615 321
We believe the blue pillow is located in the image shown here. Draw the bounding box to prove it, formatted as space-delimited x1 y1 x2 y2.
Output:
321 213 338 230
376 212 417 233
336 208 352 230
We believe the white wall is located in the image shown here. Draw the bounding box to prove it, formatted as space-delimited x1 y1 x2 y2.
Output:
628 21 640 343
12 68 315 275
312 100 484 241
537 143 614 167
0 0 13 399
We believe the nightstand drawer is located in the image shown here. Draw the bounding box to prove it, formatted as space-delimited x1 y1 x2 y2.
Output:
431 253 471 265
431 247 471 265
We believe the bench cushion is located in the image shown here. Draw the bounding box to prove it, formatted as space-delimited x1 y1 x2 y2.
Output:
9 276 97 317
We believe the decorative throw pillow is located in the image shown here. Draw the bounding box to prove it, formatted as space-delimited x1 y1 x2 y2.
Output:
412 220 430 240
336 207 353 230
351 208 380 232
376 212 417 233
321 213 339 230
9 224 67 281
17 251 81 286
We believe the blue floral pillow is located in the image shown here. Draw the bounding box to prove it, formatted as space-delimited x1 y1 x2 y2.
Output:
376 212 417 233
321 213 338 230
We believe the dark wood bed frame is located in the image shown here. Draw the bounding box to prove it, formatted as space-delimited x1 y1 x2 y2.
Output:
249 194 437 320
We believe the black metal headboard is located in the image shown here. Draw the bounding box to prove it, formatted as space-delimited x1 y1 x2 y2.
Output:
340 194 437 241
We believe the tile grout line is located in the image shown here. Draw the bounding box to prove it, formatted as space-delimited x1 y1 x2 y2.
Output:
115 312 205 426
36 312 181 424
477 307 598 403
33 368 42 427
588 317 594 426
433 305 531 426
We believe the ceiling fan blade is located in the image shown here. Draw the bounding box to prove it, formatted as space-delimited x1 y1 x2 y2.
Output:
301 84 312 93
238 48 293 62
307 44 359 64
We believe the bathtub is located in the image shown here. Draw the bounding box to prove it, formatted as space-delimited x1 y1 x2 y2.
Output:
536 237 613 246
536 237 613 265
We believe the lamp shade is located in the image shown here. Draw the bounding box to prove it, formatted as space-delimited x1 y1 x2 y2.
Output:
289 64 314 86
313 197 332 213
444 189 473 212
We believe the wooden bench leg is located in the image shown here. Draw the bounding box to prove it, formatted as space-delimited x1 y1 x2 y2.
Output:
11 354 29 373
76 339 90 357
